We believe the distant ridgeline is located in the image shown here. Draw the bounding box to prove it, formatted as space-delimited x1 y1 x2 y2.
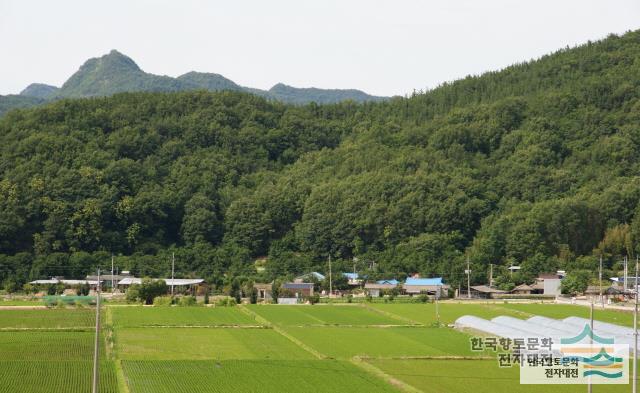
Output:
0 31 639 290
0 50 385 116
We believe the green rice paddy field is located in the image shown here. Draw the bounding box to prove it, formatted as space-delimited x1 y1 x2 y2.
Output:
0 301 636 392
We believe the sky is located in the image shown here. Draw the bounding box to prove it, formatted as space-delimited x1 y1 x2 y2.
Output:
1 0 639 97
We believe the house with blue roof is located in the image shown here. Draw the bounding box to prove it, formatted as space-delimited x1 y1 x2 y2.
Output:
403 276 449 297
342 272 363 285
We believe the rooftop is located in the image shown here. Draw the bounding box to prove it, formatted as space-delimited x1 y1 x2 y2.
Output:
295 272 325 281
282 282 314 289
471 285 506 294
117 277 204 286
405 277 443 286
376 279 399 285
343 272 359 280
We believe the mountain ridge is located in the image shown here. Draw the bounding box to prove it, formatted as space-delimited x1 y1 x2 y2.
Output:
1 50 385 115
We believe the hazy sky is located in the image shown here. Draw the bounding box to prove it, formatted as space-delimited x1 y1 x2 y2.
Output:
1 0 639 97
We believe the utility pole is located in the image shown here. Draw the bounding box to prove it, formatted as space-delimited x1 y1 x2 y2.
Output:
435 283 440 327
489 264 493 288
171 252 175 298
588 300 593 393
599 255 603 308
111 254 114 293
625 256 629 294
632 257 638 393
328 255 332 298
92 268 101 393
466 255 471 299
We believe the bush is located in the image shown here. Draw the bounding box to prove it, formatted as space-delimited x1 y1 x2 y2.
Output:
126 287 141 303
271 280 281 302
22 283 35 294
178 296 197 307
215 297 237 307
417 293 429 303
153 296 173 306
248 287 258 304
127 279 168 304
308 293 320 305
46 284 56 295
3 279 19 294
204 291 210 305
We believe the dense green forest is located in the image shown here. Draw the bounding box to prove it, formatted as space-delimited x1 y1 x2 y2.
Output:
1 30 639 291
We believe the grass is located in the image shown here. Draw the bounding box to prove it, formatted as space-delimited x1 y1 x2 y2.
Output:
2 302 635 392
499 303 634 326
0 331 104 361
0 360 118 393
247 304 402 326
115 327 314 360
111 306 258 327
367 359 629 393
369 302 529 325
0 299 44 306
0 308 95 329
122 360 399 393
369 302 635 327
284 326 481 359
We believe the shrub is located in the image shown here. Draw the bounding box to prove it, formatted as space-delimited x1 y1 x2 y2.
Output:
204 291 210 305
22 283 35 294
308 293 320 305
153 296 173 306
271 280 281 302
76 283 90 296
124 279 169 305
126 287 141 303
3 279 19 294
215 297 237 307
178 296 197 307
248 287 258 304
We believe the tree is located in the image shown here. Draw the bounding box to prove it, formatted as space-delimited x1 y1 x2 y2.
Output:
228 278 241 304
137 278 168 305
561 270 591 295
181 194 222 245
271 280 281 302
3 279 18 293
76 282 90 296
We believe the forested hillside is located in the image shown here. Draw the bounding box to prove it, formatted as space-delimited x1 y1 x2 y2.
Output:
1 31 639 291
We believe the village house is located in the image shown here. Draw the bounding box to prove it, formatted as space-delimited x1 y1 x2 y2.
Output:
403 277 449 297
467 285 506 299
364 279 398 297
